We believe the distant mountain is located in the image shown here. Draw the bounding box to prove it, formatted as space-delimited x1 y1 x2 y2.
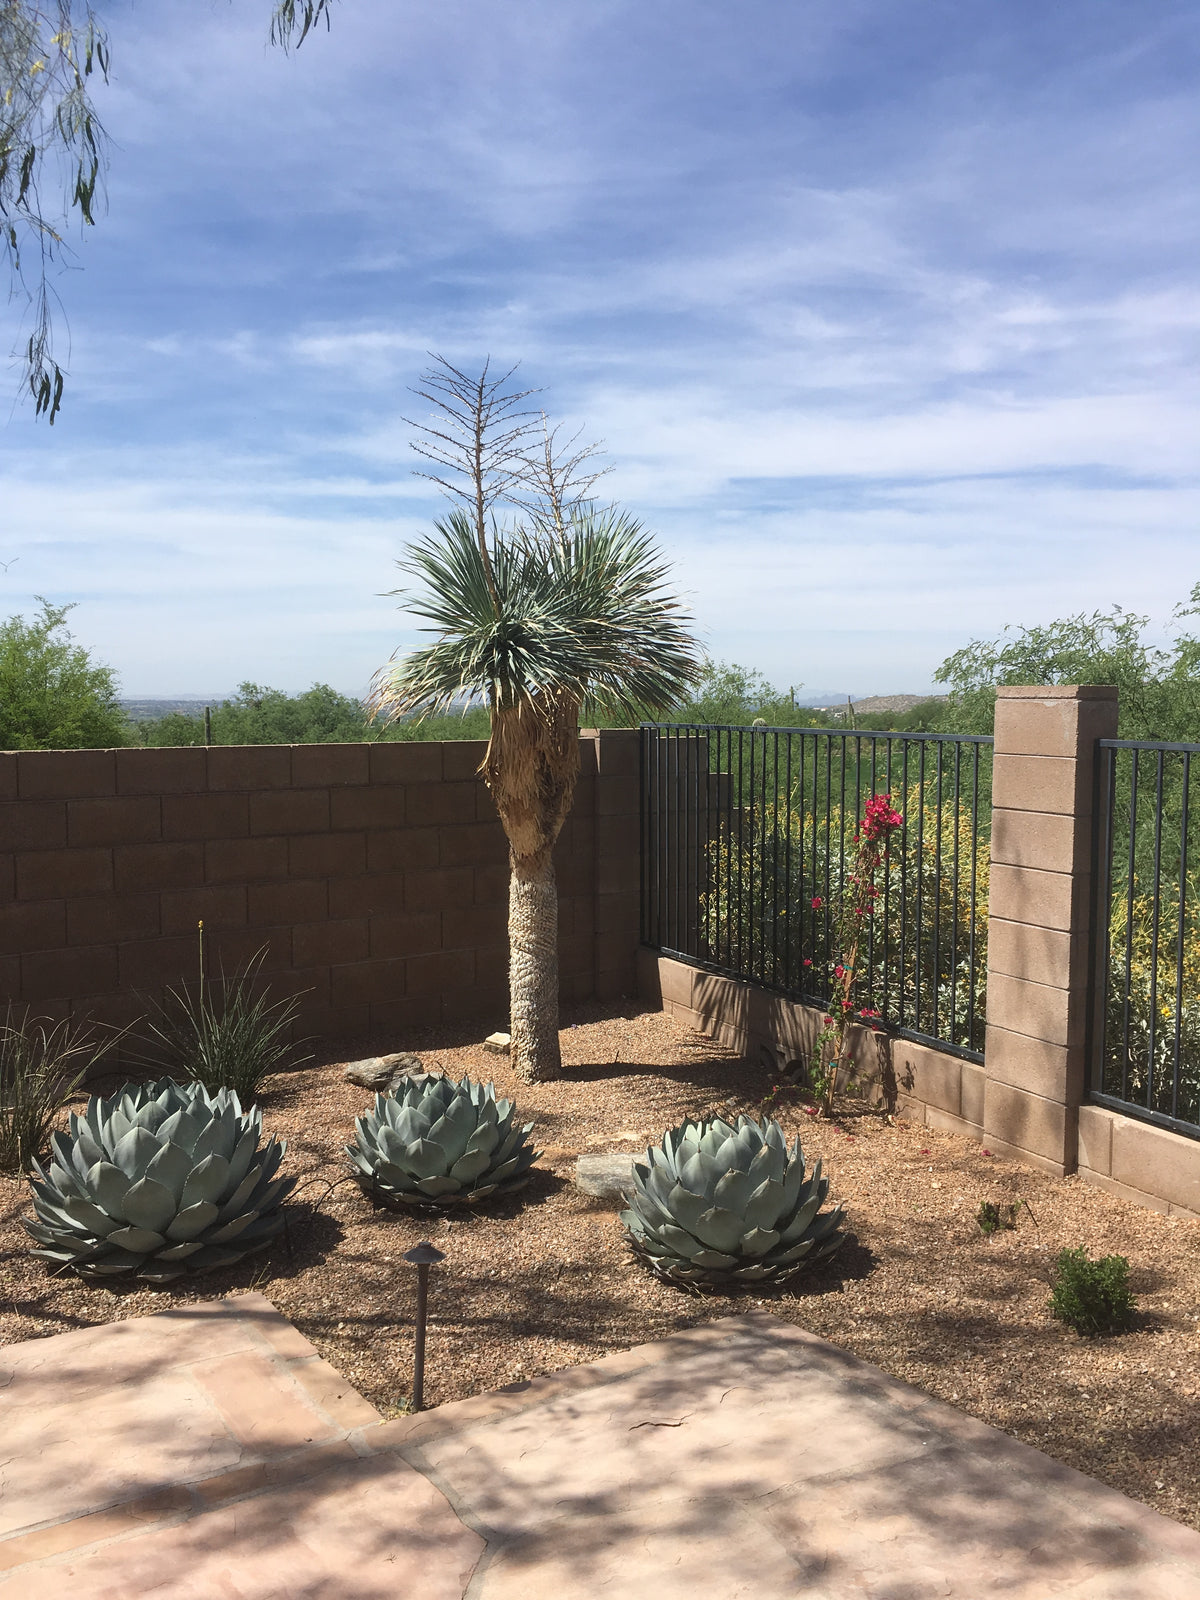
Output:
800 693 943 712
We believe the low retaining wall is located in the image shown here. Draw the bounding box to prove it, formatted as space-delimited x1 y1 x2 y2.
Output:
638 949 1200 1220
637 948 984 1133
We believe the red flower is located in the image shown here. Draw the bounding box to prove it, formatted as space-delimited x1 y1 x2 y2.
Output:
803 958 812 967
834 964 845 978
811 896 823 909
823 1016 833 1025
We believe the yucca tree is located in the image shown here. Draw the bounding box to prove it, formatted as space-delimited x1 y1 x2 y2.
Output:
372 367 700 1079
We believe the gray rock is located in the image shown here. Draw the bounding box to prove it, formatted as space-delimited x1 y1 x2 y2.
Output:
574 1153 641 1204
343 1052 426 1091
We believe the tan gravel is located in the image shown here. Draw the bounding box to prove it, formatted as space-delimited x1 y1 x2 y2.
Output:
3 1003 1200 1533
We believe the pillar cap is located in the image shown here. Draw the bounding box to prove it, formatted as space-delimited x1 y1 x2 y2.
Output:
995 684 1118 700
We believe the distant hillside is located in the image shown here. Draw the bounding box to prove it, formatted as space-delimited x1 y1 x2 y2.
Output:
805 694 946 714
121 698 225 721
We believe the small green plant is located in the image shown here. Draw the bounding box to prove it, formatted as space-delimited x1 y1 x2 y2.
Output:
1048 1246 1136 1336
140 924 308 1104
977 1200 1022 1234
0 1010 112 1176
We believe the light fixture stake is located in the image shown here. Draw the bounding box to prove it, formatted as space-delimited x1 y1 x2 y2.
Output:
403 1240 445 1412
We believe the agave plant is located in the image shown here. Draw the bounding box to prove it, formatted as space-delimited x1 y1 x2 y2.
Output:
347 1072 538 1205
24 1079 295 1282
621 1115 845 1286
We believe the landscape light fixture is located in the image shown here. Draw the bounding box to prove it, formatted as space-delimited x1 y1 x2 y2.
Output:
403 1240 446 1412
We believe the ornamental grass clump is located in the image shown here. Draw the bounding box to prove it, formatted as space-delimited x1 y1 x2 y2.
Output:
1049 1246 1137 1336
621 1114 845 1287
24 1078 295 1282
139 926 307 1104
0 1010 112 1177
347 1072 538 1206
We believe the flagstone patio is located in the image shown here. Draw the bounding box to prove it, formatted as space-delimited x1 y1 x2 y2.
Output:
2 1290 1199 1598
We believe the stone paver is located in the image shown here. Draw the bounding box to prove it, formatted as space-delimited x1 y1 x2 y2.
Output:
3 1295 1200 1597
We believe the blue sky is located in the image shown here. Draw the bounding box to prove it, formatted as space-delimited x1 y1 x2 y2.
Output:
2 0 1198 699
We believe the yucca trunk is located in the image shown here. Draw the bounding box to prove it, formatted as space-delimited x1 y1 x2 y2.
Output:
484 691 580 1082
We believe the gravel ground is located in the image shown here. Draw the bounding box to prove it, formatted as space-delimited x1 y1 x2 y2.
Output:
3 1003 1199 1531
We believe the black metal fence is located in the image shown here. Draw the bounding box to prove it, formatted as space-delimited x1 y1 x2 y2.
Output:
641 724 993 1060
1093 739 1200 1136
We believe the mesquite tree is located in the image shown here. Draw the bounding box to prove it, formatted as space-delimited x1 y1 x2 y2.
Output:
371 357 701 1081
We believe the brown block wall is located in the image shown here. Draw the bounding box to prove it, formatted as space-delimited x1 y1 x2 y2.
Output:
0 730 642 1051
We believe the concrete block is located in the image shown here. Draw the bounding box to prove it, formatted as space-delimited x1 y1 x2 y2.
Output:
985 971 1075 1050
68 893 159 947
249 878 328 926
440 741 488 782
329 785 406 831
988 862 1080 931
987 917 1084 990
162 793 249 842
286 833 366 878
368 742 442 784
115 747 207 795
1076 1103 1114 1177
18 750 116 799
158 886 246 936
289 743 370 787
406 782 477 828
991 808 1089 874
365 828 440 873
0 801 67 851
1111 1115 1200 1215
329 870 404 921
207 746 291 792
368 910 441 959
250 790 330 837
992 756 1082 816
0 900 67 956
292 919 370 968
205 836 288 885
983 1078 1073 1171
983 1024 1081 1103
897 1047 961 1118
16 846 113 899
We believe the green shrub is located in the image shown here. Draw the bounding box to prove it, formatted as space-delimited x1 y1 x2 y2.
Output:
1048 1246 1136 1335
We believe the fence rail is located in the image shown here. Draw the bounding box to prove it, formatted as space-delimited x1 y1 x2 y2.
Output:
641 724 993 1060
1094 738 1200 1137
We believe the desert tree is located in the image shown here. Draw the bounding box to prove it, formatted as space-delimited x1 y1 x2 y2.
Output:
1 1 337 421
371 357 702 1081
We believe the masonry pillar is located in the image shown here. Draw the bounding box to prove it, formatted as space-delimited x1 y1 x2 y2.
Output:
983 685 1118 1175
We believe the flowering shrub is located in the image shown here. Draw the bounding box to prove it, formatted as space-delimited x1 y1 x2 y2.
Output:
700 782 990 1061
808 794 904 1111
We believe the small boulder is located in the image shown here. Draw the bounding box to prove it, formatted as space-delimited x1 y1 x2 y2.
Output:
343 1052 426 1091
574 1153 640 1205
483 1032 511 1054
